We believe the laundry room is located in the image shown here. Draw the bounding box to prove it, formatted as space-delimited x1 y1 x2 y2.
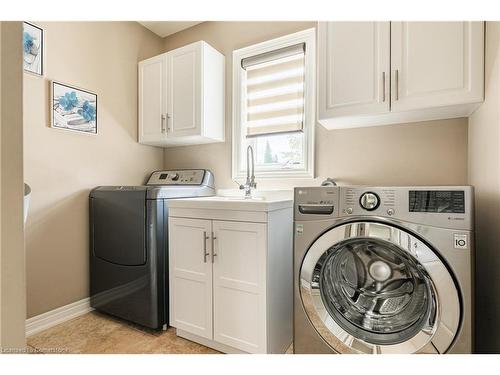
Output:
1 0 500 373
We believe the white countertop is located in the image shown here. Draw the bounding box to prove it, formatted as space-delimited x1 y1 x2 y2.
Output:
169 190 294 212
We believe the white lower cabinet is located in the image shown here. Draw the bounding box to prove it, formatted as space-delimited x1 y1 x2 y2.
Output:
168 207 292 354
212 220 266 353
169 218 213 339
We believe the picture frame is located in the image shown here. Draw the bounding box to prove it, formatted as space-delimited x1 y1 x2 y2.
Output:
51 81 98 135
23 21 44 76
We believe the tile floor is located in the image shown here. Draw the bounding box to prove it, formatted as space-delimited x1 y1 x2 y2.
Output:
28 311 220 354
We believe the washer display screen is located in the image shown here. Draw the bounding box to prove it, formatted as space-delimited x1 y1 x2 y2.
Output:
409 190 465 213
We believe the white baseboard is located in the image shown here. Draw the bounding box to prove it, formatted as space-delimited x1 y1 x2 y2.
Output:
26 297 94 337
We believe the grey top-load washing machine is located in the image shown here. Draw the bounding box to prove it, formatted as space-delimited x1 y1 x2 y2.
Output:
89 169 215 329
294 185 474 354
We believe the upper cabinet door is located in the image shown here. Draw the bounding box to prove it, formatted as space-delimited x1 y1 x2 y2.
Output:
166 43 202 138
391 22 484 112
318 22 391 120
138 54 167 144
212 220 267 354
169 217 213 340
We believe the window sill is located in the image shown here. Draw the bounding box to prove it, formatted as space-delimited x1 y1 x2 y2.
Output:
233 169 314 180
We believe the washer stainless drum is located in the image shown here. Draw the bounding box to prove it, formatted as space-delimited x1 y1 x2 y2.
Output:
293 186 474 354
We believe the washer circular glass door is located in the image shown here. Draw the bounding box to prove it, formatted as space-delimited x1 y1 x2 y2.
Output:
299 221 461 354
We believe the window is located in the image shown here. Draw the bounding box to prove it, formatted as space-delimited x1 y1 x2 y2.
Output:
232 28 316 179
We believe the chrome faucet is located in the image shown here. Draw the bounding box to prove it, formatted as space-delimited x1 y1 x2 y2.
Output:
239 145 257 199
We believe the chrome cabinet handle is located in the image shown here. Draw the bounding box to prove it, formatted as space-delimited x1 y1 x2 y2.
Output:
395 69 399 101
161 113 167 133
211 232 217 263
203 231 210 263
382 72 386 102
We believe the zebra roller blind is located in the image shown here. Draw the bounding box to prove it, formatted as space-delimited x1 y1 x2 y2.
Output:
242 43 305 137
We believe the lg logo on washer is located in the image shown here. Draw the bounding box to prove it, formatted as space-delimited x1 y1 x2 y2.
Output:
454 234 468 249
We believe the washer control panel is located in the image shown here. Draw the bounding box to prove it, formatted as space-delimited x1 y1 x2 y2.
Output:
294 185 472 230
146 170 206 185
336 186 472 231
342 187 396 216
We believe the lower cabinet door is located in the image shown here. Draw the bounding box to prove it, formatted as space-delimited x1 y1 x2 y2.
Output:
212 220 267 353
169 217 213 339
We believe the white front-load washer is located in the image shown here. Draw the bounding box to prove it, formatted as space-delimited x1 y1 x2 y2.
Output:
293 186 473 354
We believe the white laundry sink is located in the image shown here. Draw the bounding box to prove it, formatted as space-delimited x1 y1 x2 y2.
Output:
169 190 293 212
209 196 265 201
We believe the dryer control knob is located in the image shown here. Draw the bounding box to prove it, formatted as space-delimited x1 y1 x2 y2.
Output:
360 192 380 211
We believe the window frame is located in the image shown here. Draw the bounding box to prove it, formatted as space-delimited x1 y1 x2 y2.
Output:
232 28 316 180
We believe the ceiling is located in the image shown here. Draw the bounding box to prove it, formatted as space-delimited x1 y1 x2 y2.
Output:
138 21 204 38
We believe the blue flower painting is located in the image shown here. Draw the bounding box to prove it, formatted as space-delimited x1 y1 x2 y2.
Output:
78 101 97 122
23 22 43 75
52 82 98 134
59 92 79 111
23 32 35 53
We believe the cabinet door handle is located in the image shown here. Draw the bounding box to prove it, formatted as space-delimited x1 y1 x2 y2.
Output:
395 69 399 101
203 231 210 263
166 113 171 132
382 72 386 102
161 113 167 133
211 232 217 263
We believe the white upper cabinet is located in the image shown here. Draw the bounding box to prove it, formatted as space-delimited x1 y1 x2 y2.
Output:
318 22 390 118
138 54 167 144
166 44 202 138
391 22 484 112
318 21 484 129
138 41 225 147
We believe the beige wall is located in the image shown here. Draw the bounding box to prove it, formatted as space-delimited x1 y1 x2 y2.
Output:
24 22 164 317
162 22 468 189
1 22 26 349
468 21 500 353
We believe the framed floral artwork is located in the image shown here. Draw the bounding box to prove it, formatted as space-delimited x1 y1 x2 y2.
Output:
51 81 98 134
23 22 44 75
